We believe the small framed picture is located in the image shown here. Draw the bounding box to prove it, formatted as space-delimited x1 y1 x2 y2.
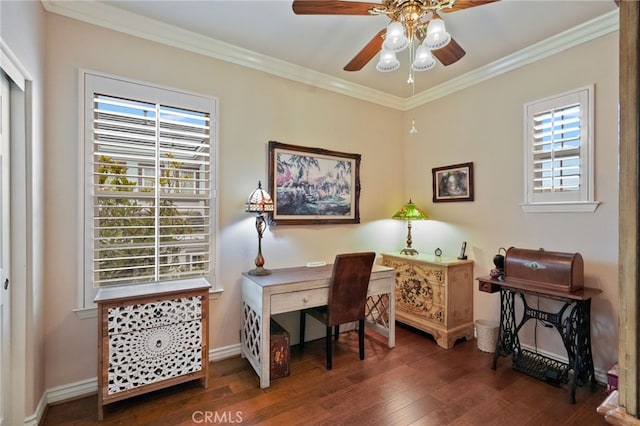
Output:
432 162 474 202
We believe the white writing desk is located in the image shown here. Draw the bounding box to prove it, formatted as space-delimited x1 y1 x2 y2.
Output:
241 263 396 388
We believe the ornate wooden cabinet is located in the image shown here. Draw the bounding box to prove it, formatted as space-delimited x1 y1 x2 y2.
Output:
94 279 210 420
381 253 474 349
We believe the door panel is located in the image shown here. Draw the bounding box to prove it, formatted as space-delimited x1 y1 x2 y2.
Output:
0 70 11 426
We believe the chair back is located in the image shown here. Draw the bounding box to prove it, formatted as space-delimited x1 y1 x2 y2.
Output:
326 252 376 326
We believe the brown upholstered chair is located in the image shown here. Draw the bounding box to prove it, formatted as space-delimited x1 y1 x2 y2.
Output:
299 252 376 370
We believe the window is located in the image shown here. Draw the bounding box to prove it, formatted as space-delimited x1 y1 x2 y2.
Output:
80 71 217 308
522 85 598 213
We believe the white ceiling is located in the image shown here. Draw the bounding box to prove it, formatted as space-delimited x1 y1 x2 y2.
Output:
46 0 619 102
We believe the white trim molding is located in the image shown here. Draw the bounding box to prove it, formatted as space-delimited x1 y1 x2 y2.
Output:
521 201 601 214
40 0 618 111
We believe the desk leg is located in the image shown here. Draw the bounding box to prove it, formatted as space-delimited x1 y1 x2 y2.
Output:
365 293 396 348
493 288 516 370
241 302 271 388
388 290 396 348
260 305 271 389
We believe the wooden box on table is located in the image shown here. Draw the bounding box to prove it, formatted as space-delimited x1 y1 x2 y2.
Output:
504 247 584 293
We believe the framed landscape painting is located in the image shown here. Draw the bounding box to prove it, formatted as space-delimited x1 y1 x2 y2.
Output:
268 141 361 225
432 162 474 202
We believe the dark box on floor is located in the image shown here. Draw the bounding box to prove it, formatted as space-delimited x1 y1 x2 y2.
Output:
607 362 619 393
270 319 290 379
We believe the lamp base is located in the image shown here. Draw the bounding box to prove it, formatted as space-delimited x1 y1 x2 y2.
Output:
248 266 271 276
400 248 419 256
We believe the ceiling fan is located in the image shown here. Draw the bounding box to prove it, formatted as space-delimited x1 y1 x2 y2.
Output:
292 0 500 72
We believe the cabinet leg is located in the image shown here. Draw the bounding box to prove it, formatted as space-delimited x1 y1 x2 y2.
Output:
569 370 577 404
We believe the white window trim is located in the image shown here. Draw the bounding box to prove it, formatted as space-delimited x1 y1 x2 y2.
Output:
520 201 599 213
521 84 599 213
76 69 220 314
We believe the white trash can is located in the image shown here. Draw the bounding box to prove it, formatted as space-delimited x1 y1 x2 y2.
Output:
475 319 499 353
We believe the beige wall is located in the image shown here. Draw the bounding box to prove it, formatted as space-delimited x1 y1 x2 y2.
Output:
43 13 405 388
404 32 620 371
2 1 621 418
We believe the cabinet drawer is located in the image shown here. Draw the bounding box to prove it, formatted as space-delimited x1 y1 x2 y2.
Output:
479 280 500 293
109 320 202 365
108 296 202 334
393 265 445 322
382 254 474 345
107 346 203 396
271 288 328 314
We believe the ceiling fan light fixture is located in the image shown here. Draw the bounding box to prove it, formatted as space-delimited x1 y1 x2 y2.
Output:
376 49 400 72
411 44 436 71
424 17 451 50
382 21 409 52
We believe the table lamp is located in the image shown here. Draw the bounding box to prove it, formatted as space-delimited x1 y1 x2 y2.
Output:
392 199 429 255
246 181 274 275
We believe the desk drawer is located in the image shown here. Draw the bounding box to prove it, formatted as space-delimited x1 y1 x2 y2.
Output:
271 288 328 314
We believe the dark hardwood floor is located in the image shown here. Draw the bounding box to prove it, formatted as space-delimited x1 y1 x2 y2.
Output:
42 324 607 425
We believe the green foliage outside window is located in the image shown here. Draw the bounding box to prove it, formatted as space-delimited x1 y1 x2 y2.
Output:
96 155 203 285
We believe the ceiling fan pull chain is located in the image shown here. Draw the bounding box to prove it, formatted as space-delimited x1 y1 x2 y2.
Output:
407 41 415 84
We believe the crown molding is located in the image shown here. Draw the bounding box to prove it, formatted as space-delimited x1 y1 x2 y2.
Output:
41 1 617 111
40 0 405 110
406 9 619 110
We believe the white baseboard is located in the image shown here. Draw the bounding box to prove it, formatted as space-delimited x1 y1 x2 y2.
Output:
47 376 98 405
209 343 241 362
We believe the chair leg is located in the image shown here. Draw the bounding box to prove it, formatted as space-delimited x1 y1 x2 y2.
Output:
299 310 306 349
334 325 339 341
358 319 365 360
326 325 332 370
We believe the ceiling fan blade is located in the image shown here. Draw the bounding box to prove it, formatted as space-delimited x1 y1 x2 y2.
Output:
432 37 466 66
440 0 500 13
344 28 386 71
292 0 381 15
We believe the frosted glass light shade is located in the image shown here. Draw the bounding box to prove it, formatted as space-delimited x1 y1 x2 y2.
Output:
376 49 400 72
409 119 418 135
425 18 451 50
411 44 436 71
382 21 409 52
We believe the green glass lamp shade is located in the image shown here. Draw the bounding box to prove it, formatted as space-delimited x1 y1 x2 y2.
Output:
392 199 428 256
392 199 429 221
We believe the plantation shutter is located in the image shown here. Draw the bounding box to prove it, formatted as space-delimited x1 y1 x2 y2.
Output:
89 82 213 287
531 104 581 193
524 87 591 205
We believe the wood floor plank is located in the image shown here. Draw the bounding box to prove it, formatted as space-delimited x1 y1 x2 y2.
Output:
41 324 607 425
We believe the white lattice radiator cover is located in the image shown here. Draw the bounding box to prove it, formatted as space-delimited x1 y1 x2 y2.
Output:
107 296 203 395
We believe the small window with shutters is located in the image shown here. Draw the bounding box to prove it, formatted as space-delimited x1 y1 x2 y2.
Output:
80 71 217 308
522 85 598 213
